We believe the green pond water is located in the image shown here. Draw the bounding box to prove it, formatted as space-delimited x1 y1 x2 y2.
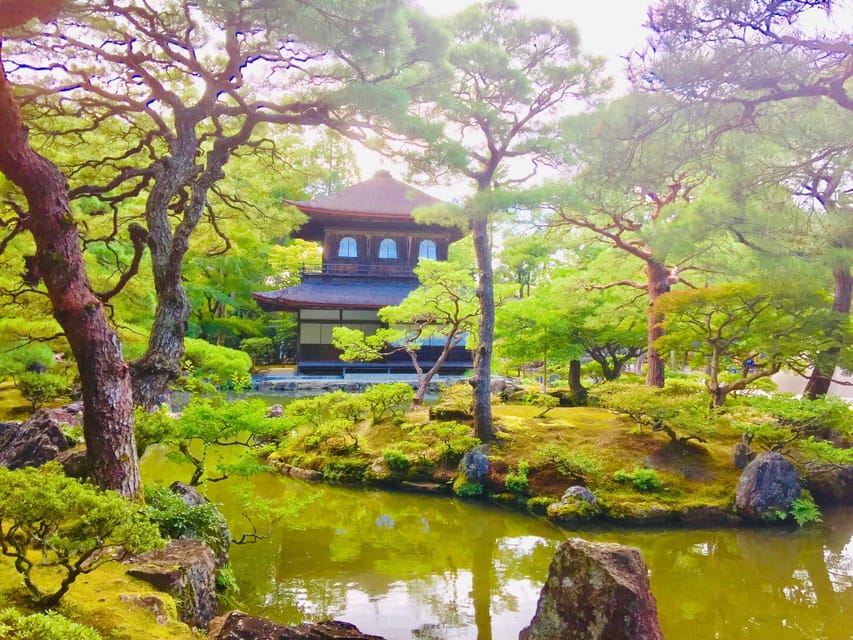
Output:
142 452 853 640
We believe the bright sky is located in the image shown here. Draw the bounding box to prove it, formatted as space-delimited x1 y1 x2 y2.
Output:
359 0 652 186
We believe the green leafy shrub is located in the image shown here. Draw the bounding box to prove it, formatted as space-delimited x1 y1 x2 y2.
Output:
0 609 102 640
747 393 853 438
239 337 276 367
505 461 529 494
14 371 70 410
798 437 853 465
0 343 56 381
613 467 662 492
382 448 412 473
532 444 602 478
521 392 559 417
403 420 479 464
165 397 286 485
789 496 822 526
0 464 163 606
143 485 229 559
452 477 483 497
134 405 175 456
180 338 252 390
364 383 414 423
592 380 714 444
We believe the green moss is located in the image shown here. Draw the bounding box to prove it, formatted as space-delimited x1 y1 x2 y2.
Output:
1 557 195 640
526 495 558 515
452 477 483 497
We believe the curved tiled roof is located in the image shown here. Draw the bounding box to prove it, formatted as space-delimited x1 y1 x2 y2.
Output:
288 170 441 218
252 279 418 312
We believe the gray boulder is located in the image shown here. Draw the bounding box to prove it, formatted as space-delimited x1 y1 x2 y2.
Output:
732 442 753 470
735 452 801 522
560 485 597 506
127 539 218 629
459 448 489 482
0 408 76 469
805 463 853 504
520 538 663 640
208 611 385 640
266 404 284 418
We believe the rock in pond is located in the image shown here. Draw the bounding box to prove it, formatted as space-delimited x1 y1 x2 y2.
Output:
127 538 218 629
520 537 663 640
0 407 76 469
735 451 801 522
208 611 385 640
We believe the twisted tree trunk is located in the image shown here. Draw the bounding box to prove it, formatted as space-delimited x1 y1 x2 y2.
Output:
804 264 852 398
0 39 140 498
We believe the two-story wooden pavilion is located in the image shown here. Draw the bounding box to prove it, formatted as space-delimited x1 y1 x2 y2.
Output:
252 170 472 376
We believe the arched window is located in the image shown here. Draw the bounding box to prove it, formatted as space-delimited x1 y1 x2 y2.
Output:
418 239 437 260
338 237 358 258
378 238 397 259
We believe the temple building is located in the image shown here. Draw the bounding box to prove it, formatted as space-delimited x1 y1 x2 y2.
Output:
253 170 472 376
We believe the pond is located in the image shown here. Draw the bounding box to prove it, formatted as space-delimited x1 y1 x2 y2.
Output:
142 452 853 640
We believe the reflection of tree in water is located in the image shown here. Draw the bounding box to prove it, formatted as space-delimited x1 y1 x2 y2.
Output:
210 472 853 640
591 512 853 640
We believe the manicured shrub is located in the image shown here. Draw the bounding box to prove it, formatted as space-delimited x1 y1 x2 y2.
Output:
14 371 70 409
0 609 102 640
180 338 252 390
505 461 529 494
592 380 714 445
0 464 163 607
613 467 662 492
382 448 412 473
364 383 414 423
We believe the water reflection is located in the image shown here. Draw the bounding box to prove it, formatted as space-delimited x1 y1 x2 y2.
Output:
142 453 853 640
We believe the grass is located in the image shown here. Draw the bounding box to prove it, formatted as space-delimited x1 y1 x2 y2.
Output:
0 555 197 640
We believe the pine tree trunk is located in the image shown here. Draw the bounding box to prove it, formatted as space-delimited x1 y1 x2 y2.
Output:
568 359 585 394
804 264 852 398
0 49 141 498
471 217 494 442
645 259 670 388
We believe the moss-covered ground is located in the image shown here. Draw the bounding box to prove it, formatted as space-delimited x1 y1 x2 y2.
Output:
0 555 198 639
269 395 745 527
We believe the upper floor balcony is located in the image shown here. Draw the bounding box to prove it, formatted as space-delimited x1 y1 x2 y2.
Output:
300 262 418 280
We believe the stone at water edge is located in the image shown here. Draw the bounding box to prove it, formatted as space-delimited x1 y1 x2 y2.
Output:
208 611 386 640
266 404 284 418
459 448 489 481
519 538 663 640
126 538 218 629
735 451 801 522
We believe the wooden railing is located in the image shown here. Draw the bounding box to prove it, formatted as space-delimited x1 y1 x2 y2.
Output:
301 262 417 278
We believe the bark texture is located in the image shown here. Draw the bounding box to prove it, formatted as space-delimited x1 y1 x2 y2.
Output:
645 259 670 388
0 40 140 498
472 217 495 442
804 264 852 398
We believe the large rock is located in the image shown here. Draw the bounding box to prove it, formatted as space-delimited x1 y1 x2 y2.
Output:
208 611 385 640
169 481 231 566
805 463 853 504
458 448 489 482
0 407 76 469
520 538 663 640
127 539 218 629
735 452 801 522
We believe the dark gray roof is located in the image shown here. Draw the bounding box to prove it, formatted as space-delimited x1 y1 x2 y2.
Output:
252 279 418 312
289 170 441 218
